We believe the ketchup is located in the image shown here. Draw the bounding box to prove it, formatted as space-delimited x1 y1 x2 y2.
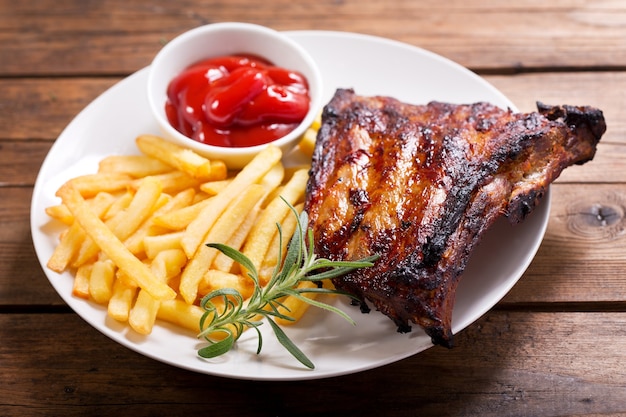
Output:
165 54 310 148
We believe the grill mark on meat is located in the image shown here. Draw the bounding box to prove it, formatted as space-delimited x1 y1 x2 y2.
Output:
305 89 606 348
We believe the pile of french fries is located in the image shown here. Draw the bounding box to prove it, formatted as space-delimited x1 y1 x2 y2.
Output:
46 131 319 337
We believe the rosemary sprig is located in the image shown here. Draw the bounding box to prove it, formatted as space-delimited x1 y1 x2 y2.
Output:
197 200 379 369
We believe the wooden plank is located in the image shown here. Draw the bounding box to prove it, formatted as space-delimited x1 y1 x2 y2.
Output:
2 311 626 416
487 72 626 147
0 78 118 140
0 141 51 185
2 0 626 75
504 183 626 304
0 187 65 306
2 71 625 144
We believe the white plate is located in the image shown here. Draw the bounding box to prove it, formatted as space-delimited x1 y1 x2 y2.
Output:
30 31 549 381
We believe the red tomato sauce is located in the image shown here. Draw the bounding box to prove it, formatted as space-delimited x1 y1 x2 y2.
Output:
165 54 310 148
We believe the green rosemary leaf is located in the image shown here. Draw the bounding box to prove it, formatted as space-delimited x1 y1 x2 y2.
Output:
267 317 315 369
198 331 235 358
272 219 301 285
251 325 263 355
206 242 258 279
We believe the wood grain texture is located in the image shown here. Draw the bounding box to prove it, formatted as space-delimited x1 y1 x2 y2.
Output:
504 183 626 305
2 311 626 416
0 78 119 140
3 0 626 415
2 0 626 75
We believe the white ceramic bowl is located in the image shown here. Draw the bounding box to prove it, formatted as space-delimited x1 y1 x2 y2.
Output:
147 22 323 169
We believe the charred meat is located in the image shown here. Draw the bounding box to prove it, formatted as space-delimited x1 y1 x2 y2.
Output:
304 89 606 347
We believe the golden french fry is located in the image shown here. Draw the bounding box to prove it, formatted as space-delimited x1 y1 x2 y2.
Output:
129 249 187 335
68 172 134 197
48 192 118 272
241 168 309 281
136 134 227 181
179 184 266 304
102 191 133 221
157 299 205 333
72 177 163 267
128 285 160 335
199 179 232 196
45 204 74 225
259 163 285 195
298 127 317 157
48 222 86 272
130 170 200 195
212 205 260 272
199 270 253 300
57 183 176 301
107 277 138 322
109 177 164 238
89 258 116 304
98 154 174 177
298 112 321 157
152 197 212 231
283 164 312 182
259 203 303 281
150 249 187 285
181 145 282 258
124 188 195 255
143 231 185 259
256 163 286 209
72 263 93 299
44 128 326 339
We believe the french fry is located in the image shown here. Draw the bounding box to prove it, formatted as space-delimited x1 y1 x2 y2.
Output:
107 277 137 322
143 231 185 259
98 154 173 177
259 163 285 197
136 134 228 181
199 179 232 196
157 299 205 333
47 192 116 273
259 203 303 281
158 298 235 341
48 222 86 272
72 177 163 267
57 183 176 301
89 258 116 304
181 145 282 258
102 191 133 221
129 249 187 335
241 168 309 282
69 172 134 197
72 263 93 299
199 270 253 300
109 177 164 238
152 197 212 231
130 170 200 195
45 131 323 340
179 183 267 304
211 205 260 272
298 111 321 157
45 204 74 225
124 188 195 256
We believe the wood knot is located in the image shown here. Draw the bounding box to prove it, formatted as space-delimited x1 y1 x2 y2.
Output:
566 191 625 241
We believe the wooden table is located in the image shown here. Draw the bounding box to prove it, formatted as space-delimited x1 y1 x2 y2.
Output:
2 1 626 415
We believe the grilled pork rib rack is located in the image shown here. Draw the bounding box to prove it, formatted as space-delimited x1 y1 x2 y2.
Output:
304 89 606 347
